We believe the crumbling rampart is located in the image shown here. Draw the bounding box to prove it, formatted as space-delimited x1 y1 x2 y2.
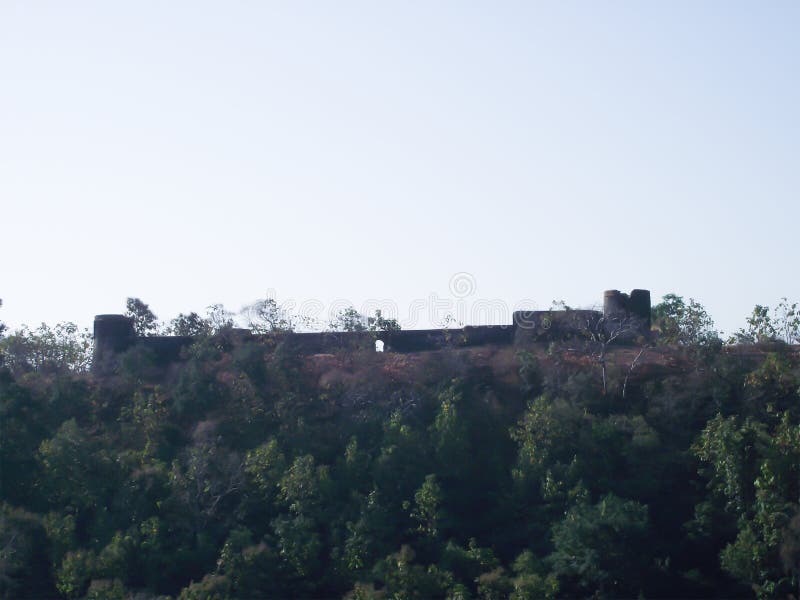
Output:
92 289 651 372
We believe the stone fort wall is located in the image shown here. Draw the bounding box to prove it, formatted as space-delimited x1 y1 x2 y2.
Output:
92 289 650 372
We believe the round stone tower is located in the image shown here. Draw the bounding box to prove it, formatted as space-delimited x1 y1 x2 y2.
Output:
93 314 135 371
628 289 652 329
602 289 652 338
603 290 627 319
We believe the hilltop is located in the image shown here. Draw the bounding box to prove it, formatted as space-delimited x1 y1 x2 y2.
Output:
1 293 799 599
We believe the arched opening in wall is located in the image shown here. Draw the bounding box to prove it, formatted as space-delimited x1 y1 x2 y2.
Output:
375 340 385 352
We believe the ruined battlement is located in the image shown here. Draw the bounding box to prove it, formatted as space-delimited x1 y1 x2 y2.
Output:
92 289 651 372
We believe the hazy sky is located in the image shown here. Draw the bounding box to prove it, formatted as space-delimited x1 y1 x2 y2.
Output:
2 1 798 335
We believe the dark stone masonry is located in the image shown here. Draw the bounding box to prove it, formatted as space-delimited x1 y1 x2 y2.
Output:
92 289 651 372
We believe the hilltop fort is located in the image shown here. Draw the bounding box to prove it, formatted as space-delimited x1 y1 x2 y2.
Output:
92 289 651 372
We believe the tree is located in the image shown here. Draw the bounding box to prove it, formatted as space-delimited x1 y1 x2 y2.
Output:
407 474 444 540
241 298 295 333
278 454 330 518
439 539 500 586
55 549 97 599
168 312 212 337
169 435 244 531
125 298 160 337
38 419 109 512
732 305 777 344
694 412 800 597
182 527 286 599
1 373 50 506
367 310 400 333
548 494 650 597
581 311 642 395
0 322 92 374
272 514 323 580
206 304 236 332
0 504 56 598
476 567 513 600
372 545 453 600
774 298 800 345
652 294 717 346
330 307 367 332
511 394 580 481
731 299 800 345
509 551 559 600
243 439 287 505
167 304 236 336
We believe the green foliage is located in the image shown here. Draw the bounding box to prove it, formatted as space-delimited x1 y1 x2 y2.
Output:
273 513 323 578
368 309 401 332
695 411 800 597
117 344 160 384
341 489 395 576
2 305 799 599
178 574 231 600
278 454 330 516
373 545 453 600
511 394 580 480
732 298 800 345
515 350 542 396
511 394 555 473
548 494 650 596
0 504 55 598
56 549 97 599
85 578 127 600
740 305 777 344
119 389 170 460
126 297 160 336
694 414 768 514
743 351 799 414
38 419 110 511
475 567 512 600
43 511 77 565
168 311 212 337
169 433 244 530
509 572 559 600
242 296 298 332
652 293 718 346
440 539 499 583
331 306 368 332
0 373 50 506
244 438 287 501
509 550 558 600
408 474 444 539
774 298 800 344
197 527 287 598
0 321 92 374
168 304 236 336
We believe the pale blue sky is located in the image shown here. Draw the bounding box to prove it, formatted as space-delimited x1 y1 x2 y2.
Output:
1 1 798 335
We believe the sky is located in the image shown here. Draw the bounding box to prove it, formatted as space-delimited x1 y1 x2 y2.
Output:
1 1 798 336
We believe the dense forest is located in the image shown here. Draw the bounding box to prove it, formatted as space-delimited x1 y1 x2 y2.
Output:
1 295 799 599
